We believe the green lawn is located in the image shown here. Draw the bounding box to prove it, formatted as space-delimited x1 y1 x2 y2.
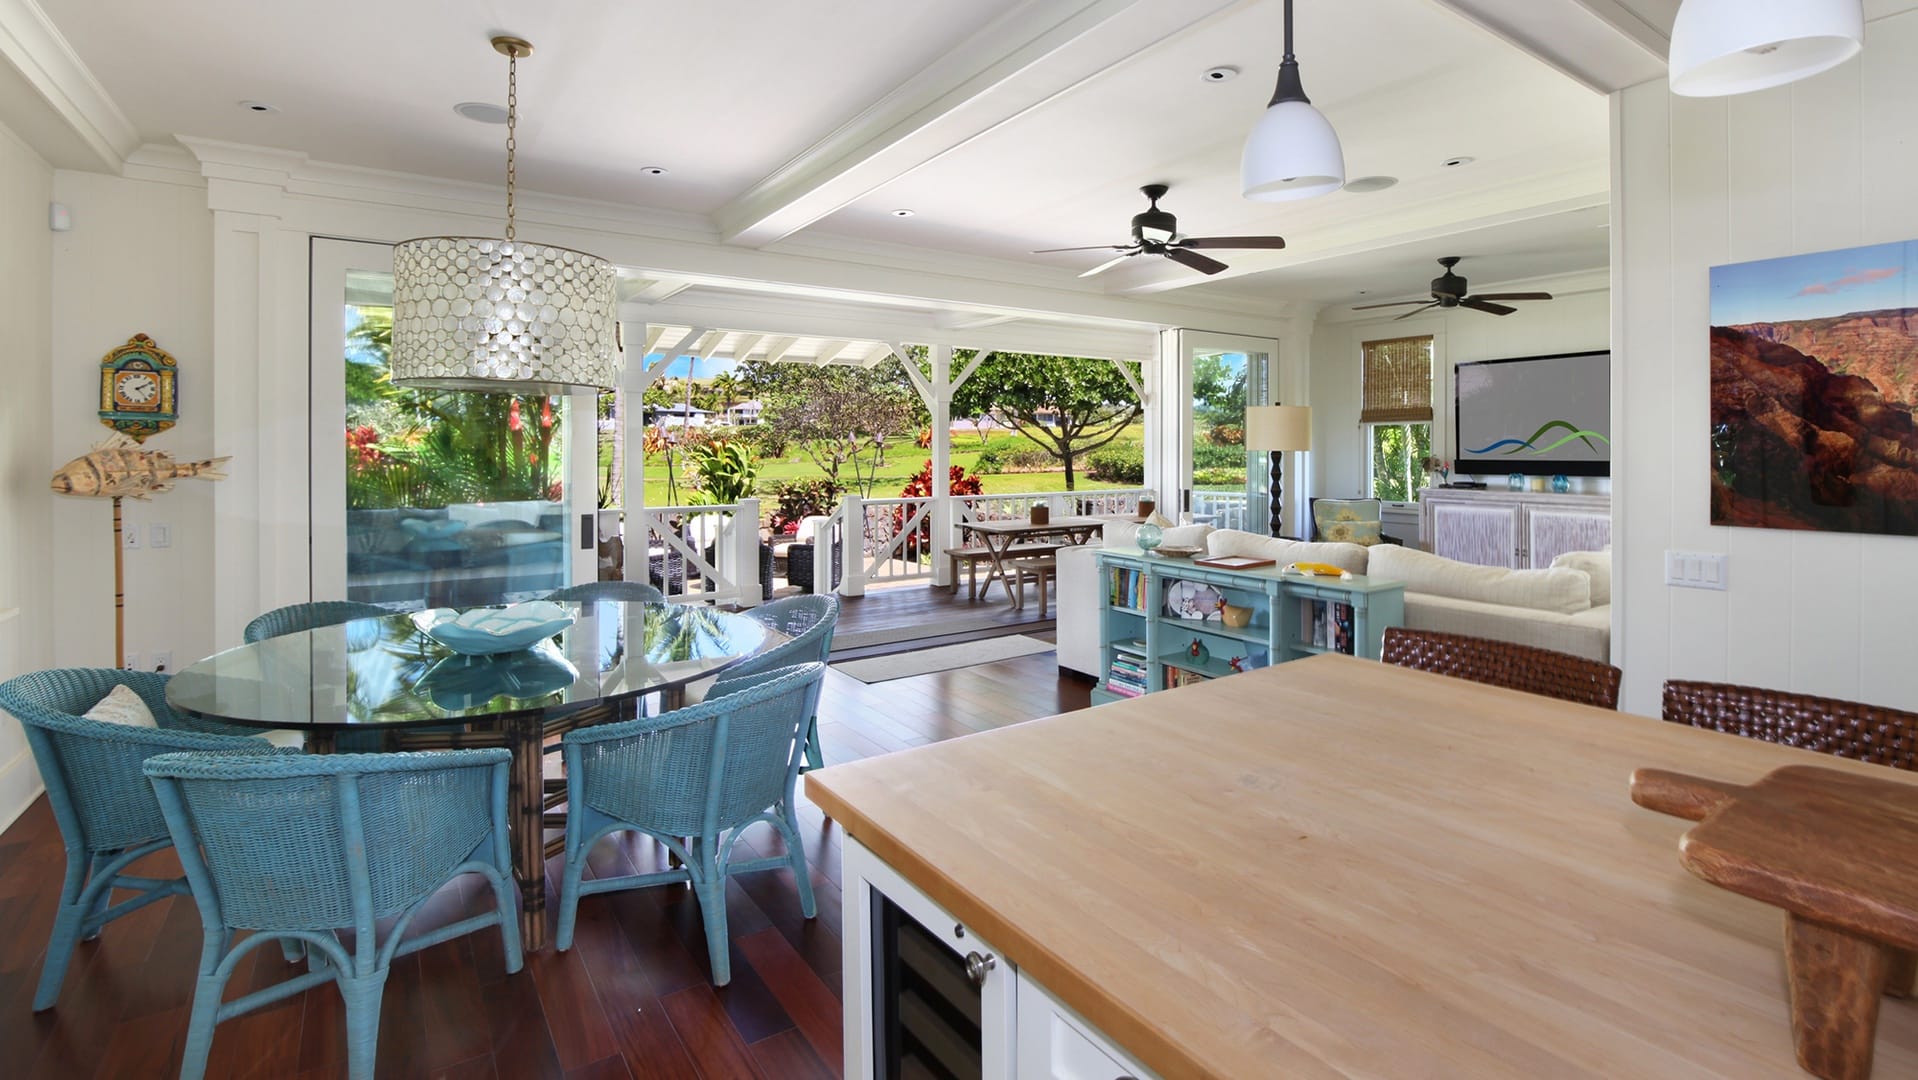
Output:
612 423 1149 508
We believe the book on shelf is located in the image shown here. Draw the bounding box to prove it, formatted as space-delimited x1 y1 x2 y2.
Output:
1106 654 1148 696
1108 567 1145 610
1333 601 1354 655
1163 665 1212 690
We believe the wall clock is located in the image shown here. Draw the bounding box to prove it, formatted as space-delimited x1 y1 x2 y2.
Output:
98 333 178 442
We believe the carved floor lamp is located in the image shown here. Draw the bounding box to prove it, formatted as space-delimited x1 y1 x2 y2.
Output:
1245 405 1312 538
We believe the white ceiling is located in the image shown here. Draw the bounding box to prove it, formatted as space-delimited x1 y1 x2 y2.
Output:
26 0 1617 308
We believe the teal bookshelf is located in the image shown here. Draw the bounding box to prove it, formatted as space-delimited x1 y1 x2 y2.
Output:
1090 550 1406 704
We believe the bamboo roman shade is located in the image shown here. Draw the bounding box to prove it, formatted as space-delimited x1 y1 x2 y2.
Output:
1359 336 1434 424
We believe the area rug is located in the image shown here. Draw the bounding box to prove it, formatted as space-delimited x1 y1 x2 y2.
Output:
830 613 1040 653
831 635 1054 683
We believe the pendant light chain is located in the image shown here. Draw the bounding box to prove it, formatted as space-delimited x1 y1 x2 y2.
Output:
504 46 518 242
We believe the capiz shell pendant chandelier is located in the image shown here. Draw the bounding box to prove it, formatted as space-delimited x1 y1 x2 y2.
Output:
391 36 618 394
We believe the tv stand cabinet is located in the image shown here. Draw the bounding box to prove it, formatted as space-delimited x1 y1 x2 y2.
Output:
1419 487 1609 569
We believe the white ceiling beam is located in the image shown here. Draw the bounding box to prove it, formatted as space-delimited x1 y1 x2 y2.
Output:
813 340 859 367
713 0 1243 247
630 297 1154 361
641 325 669 355
934 311 1025 331
728 333 765 363
626 277 695 303
760 336 802 365
0 0 141 171
1422 0 1669 93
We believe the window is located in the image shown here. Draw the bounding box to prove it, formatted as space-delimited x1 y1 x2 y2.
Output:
1360 336 1434 503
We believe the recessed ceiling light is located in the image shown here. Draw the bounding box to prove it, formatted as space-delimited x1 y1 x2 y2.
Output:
638 166 668 176
1343 175 1398 194
1441 156 1475 168
890 208 916 218
453 101 509 124
237 100 278 114
1203 65 1239 83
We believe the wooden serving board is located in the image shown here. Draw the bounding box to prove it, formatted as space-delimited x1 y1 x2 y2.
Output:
1633 764 1918 1080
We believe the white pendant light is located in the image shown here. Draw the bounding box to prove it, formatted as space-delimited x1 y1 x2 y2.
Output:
1668 0 1863 97
1242 0 1343 202
391 36 619 394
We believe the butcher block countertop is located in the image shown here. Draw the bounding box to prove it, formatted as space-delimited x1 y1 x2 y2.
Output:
805 654 1918 1079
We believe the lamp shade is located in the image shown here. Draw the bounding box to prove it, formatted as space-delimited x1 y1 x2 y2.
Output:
1241 100 1344 202
1244 405 1313 452
1668 0 1863 97
390 236 619 394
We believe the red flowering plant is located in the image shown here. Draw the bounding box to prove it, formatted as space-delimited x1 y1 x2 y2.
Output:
894 460 983 560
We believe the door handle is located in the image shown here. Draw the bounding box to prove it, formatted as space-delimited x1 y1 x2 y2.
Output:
964 950 995 986
581 513 595 550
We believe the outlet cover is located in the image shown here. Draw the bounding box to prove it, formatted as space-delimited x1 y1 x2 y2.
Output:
122 653 139 670
123 527 140 549
151 651 172 673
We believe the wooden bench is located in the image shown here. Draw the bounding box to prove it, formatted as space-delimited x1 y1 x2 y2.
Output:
1006 554 1058 617
948 542 1058 600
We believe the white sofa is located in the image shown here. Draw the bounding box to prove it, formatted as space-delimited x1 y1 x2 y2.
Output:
1056 525 1612 677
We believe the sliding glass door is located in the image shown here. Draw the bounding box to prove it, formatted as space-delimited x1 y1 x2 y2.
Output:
311 239 596 610
1172 331 1276 532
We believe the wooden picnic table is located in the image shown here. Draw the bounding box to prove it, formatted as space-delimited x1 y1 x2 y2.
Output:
957 515 1105 602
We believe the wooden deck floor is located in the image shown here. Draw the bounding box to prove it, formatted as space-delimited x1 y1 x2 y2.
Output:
0 646 1091 1079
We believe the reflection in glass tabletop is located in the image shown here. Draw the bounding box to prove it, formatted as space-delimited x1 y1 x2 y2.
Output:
166 601 782 732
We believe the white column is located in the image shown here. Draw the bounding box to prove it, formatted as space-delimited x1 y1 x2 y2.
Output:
733 497 762 608
929 346 953 587
840 493 866 597
619 320 651 585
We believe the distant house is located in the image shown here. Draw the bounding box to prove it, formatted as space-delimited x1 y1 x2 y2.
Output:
648 404 711 428
726 399 763 425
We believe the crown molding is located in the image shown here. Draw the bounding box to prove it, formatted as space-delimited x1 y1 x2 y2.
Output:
0 0 139 170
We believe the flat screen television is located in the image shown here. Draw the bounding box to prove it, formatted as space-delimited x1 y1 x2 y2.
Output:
1454 350 1610 477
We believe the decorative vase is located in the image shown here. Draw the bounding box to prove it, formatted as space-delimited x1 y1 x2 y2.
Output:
1135 522 1163 553
1187 638 1210 664
1507 472 1526 492
1219 602 1253 629
1030 503 1050 526
1551 474 1572 494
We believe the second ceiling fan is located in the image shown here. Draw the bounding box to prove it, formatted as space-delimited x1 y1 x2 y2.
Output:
1354 257 1554 319
1034 184 1286 278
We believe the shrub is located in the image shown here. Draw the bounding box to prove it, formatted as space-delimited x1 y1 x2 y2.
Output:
1193 442 1250 470
1085 444 1145 484
973 447 1004 474
1207 423 1245 446
1192 467 1245 487
765 478 843 535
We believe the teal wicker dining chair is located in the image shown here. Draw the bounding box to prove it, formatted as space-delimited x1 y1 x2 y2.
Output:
553 662 826 985
724 594 838 771
143 748 524 1080
544 579 666 605
242 600 391 644
0 668 284 1012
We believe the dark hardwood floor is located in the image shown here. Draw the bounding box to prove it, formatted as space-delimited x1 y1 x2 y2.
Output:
0 643 1092 1079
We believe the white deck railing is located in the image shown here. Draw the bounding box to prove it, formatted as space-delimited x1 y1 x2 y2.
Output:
1191 489 1251 532
626 499 762 607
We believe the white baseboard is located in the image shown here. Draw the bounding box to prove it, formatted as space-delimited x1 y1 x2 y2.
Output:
0 746 43 835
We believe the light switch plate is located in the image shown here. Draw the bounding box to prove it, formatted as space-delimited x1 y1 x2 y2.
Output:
149 523 171 549
1665 550 1729 591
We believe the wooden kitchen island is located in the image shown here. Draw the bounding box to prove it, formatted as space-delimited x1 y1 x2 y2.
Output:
806 653 1918 1079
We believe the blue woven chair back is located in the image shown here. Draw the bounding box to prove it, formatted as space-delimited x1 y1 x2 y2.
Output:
0 669 236 852
569 663 824 837
244 601 391 644
545 580 665 605
143 749 507 931
731 596 838 678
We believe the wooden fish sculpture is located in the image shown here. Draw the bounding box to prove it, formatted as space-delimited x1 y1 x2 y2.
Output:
50 433 229 499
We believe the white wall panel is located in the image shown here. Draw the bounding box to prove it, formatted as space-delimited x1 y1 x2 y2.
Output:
1613 10 1918 716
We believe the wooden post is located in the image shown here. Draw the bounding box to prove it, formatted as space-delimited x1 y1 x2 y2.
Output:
112 496 125 669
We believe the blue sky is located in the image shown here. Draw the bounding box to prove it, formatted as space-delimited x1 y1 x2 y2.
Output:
651 354 741 379
1711 241 1916 325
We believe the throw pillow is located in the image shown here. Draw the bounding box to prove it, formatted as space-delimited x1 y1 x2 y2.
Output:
1318 519 1385 546
84 683 157 728
1551 550 1612 606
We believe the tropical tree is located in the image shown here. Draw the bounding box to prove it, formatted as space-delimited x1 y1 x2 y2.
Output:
948 351 1142 490
746 359 920 496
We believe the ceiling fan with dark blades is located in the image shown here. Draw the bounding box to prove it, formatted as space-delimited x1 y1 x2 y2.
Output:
1034 184 1286 278
1353 256 1554 319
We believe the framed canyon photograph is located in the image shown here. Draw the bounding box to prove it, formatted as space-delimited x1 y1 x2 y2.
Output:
1709 241 1918 536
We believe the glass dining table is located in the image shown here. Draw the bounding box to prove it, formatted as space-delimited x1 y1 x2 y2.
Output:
165 600 784 950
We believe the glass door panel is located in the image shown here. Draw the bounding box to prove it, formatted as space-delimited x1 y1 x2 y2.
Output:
1177 331 1274 532
312 239 581 611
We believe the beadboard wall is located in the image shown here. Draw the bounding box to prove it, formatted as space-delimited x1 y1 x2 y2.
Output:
0 117 55 830
1611 9 1918 717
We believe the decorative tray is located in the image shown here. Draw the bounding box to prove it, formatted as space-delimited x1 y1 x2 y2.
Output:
1150 545 1204 559
414 601 576 655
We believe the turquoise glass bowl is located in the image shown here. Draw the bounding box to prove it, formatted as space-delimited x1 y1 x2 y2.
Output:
1136 523 1164 553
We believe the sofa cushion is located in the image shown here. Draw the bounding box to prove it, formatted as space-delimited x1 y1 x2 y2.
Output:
1402 594 1611 663
1368 544 1591 615
1204 529 1370 575
1103 519 1211 552
1550 549 1612 606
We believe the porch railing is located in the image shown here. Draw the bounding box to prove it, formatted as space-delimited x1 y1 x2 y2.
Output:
626 499 762 607
1191 489 1251 532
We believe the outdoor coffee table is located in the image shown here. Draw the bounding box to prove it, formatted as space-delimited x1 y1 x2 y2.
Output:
958 515 1105 602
